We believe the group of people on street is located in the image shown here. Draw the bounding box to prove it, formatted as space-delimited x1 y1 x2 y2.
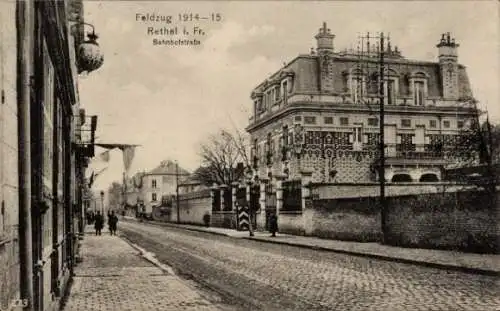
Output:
86 210 119 236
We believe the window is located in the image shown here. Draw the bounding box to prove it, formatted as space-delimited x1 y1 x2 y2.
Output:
152 193 157 201
152 179 157 188
340 117 349 126
414 81 425 106
401 119 411 128
294 116 302 122
283 126 289 145
429 120 437 128
457 120 464 129
324 117 333 124
353 127 363 143
350 75 365 104
368 118 378 127
282 80 288 102
386 79 396 105
275 86 280 101
443 120 450 128
304 116 316 124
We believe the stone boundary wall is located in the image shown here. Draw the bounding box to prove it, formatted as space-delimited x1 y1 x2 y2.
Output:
174 189 212 225
211 211 237 229
305 188 499 253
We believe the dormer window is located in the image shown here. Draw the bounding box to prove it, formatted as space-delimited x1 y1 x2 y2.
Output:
348 68 366 104
386 78 397 105
281 80 289 104
383 69 399 105
414 81 425 106
409 71 429 106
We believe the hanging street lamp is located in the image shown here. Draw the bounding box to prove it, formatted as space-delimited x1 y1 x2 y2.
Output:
72 22 104 74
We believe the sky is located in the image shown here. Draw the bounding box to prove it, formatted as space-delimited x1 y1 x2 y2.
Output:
79 0 500 191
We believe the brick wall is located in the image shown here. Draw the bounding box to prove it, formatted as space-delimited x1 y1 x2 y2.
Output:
385 190 499 253
307 197 381 241
276 212 305 235
305 188 499 253
0 1 21 308
211 211 236 229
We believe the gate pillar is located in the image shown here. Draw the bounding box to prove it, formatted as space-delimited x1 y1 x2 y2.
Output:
300 170 314 211
275 174 287 212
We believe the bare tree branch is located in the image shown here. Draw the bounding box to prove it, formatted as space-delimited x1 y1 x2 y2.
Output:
195 128 249 186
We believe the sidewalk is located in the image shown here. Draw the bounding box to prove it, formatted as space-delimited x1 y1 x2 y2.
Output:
124 217 500 276
61 225 225 311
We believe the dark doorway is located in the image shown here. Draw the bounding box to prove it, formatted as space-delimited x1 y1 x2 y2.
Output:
391 174 413 182
419 173 439 182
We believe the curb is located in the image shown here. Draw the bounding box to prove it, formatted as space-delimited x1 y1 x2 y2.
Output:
123 218 235 238
119 233 177 275
123 218 500 277
243 237 500 277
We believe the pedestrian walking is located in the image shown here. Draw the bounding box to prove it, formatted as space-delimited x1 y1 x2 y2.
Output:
94 211 104 236
269 213 278 237
108 211 119 235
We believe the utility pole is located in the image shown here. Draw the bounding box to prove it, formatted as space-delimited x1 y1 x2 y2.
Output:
175 161 180 223
122 172 126 214
100 191 104 215
356 32 387 244
378 33 387 244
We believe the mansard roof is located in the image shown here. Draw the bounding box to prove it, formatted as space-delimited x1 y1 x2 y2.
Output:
251 53 473 99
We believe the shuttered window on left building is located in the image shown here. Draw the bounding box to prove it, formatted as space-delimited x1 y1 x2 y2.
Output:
42 38 54 255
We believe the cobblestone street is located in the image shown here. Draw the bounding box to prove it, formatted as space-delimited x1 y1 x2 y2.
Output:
61 228 232 311
119 221 500 311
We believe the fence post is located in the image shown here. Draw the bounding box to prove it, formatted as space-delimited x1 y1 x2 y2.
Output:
220 184 227 211
258 178 268 228
275 174 286 212
300 170 314 211
231 182 239 229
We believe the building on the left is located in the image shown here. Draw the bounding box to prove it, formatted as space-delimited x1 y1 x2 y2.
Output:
0 1 103 311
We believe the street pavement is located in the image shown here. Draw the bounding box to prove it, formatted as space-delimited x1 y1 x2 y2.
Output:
61 226 234 311
125 217 500 275
119 220 500 311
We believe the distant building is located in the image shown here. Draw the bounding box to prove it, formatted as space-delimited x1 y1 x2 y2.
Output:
140 160 190 217
178 176 208 194
247 23 477 184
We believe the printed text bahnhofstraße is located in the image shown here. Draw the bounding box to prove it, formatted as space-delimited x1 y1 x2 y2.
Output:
153 39 201 46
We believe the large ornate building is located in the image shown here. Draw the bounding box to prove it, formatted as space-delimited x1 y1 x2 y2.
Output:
247 23 477 184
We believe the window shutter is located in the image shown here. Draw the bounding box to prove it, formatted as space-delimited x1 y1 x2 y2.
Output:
363 134 368 144
349 134 354 144
397 135 402 144
425 136 430 144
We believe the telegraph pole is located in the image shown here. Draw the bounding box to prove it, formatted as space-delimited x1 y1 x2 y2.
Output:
176 161 180 223
356 31 388 244
378 33 387 244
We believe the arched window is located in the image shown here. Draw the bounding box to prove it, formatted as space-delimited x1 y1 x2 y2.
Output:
419 173 439 182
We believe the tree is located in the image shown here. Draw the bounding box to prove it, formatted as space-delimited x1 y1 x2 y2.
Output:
196 128 256 236
195 129 250 186
453 107 499 201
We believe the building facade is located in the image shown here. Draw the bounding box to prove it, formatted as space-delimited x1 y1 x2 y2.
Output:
138 160 190 217
247 23 477 186
0 1 102 310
